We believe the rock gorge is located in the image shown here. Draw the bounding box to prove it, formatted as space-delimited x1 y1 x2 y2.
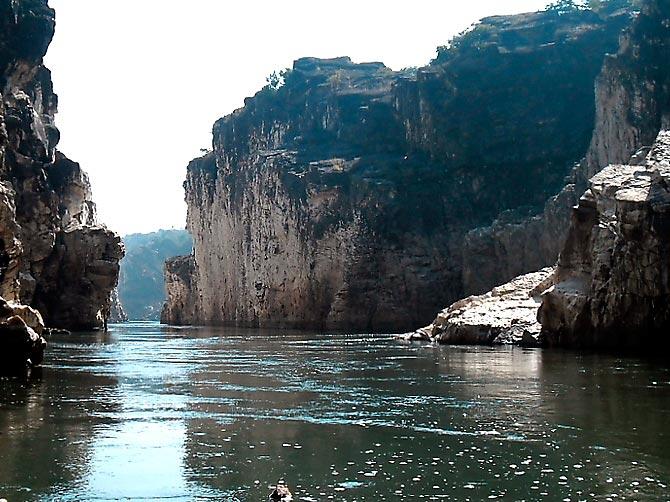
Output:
0 0 122 333
164 4 636 331
415 0 670 349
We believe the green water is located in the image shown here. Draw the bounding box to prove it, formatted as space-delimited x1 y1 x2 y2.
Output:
0 322 669 501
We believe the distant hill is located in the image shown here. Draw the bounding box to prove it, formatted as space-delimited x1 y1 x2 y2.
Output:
118 229 192 320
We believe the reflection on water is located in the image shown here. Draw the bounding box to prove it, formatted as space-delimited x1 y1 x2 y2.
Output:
0 322 669 500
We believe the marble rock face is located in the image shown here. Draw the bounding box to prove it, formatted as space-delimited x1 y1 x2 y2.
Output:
0 0 123 330
405 268 554 346
539 131 670 349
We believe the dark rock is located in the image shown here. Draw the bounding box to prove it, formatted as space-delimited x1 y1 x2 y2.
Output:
540 130 670 349
269 484 292 501
0 297 47 375
0 0 123 330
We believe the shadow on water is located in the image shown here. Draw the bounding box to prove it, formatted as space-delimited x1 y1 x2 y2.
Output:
0 322 669 500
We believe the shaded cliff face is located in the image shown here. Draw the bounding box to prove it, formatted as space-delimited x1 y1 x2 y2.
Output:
462 0 669 294
0 0 123 329
166 6 633 331
538 0 670 347
417 0 670 351
540 0 670 350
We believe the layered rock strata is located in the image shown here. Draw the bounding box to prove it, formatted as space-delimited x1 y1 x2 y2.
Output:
0 0 123 330
165 6 633 331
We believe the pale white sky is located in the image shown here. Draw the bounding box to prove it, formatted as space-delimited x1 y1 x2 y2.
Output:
45 0 549 236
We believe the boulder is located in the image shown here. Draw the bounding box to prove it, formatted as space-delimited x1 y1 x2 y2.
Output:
406 268 554 346
0 297 47 375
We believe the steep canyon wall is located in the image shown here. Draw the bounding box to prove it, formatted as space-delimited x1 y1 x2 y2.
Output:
164 6 634 331
0 0 122 330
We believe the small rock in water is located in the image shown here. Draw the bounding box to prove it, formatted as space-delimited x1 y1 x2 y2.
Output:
269 483 293 501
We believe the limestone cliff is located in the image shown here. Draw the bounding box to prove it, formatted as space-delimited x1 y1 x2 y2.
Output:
165 5 633 331
0 0 123 330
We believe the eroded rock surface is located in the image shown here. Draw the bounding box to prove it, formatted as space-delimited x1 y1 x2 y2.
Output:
406 268 554 346
0 0 122 330
165 6 632 331
540 130 670 349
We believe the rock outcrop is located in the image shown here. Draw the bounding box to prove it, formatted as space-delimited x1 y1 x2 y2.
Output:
165 5 633 331
161 255 198 325
405 268 554 346
540 130 670 349
0 296 47 375
463 0 670 293
417 0 670 350
0 0 123 330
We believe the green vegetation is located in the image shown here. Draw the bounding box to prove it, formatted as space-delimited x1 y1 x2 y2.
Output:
264 68 292 92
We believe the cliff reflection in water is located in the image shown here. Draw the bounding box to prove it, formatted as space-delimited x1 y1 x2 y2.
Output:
0 323 668 501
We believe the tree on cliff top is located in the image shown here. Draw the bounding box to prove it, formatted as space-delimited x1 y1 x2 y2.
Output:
545 0 587 13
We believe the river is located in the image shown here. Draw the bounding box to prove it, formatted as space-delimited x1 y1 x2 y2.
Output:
0 322 669 501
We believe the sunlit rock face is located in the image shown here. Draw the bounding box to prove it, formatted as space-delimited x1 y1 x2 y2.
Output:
165 6 632 331
0 0 123 329
407 268 554 346
540 130 670 349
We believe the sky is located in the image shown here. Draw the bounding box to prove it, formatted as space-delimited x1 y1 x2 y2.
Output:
44 0 550 236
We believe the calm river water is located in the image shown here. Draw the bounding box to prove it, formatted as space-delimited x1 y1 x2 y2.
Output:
0 322 669 501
